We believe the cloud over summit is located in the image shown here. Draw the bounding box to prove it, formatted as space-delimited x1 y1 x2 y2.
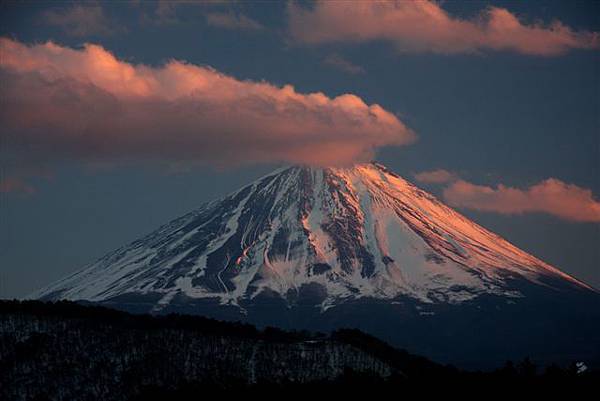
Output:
0 38 415 179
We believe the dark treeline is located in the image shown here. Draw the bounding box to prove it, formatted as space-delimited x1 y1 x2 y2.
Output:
1 300 597 399
1 299 306 342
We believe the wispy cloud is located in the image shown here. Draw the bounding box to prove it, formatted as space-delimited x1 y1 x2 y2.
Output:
0 177 35 195
43 4 123 37
443 178 600 222
323 54 365 75
0 38 415 188
288 0 599 56
414 169 457 184
151 0 180 25
206 12 264 31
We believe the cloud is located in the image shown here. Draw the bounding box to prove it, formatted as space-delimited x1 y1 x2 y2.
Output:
414 169 457 184
43 4 123 37
323 54 365 75
0 38 414 182
288 0 599 56
150 1 180 25
206 12 264 31
135 0 237 26
0 177 35 195
141 0 197 26
443 179 600 222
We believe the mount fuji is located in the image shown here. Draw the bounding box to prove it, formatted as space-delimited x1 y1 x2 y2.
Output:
32 163 600 368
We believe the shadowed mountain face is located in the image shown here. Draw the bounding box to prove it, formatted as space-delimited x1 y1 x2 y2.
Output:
32 163 600 368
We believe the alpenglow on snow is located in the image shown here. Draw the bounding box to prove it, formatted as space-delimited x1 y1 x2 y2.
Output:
33 162 590 311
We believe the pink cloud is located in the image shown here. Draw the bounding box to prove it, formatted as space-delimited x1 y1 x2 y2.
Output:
443 179 600 222
414 169 457 184
0 38 415 178
288 1 599 56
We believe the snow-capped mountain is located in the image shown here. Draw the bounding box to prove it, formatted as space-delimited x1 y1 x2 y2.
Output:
33 163 599 368
34 162 589 306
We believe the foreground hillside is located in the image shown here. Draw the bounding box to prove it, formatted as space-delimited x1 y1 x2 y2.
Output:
0 300 597 399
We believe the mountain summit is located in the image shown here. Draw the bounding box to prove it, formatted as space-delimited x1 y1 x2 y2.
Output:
33 163 599 367
34 163 589 305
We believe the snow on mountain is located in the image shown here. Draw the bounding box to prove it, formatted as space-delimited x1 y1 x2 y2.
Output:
32 163 591 311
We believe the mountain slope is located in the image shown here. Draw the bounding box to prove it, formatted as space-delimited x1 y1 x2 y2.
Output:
32 163 599 368
33 163 590 308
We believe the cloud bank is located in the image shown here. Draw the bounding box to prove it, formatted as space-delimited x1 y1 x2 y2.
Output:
288 0 598 56
0 38 414 181
443 179 600 223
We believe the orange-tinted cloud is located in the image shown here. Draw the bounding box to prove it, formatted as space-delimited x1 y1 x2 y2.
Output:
443 179 600 222
414 169 457 184
288 1 599 56
0 38 414 174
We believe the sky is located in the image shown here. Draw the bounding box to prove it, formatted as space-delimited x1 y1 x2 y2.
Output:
0 0 598 297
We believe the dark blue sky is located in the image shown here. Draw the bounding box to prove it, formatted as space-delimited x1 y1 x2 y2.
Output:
1 1 598 297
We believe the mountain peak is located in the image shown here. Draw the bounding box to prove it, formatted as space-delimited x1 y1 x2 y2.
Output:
33 163 592 310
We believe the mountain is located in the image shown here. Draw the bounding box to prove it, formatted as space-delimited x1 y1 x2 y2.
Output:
32 163 600 368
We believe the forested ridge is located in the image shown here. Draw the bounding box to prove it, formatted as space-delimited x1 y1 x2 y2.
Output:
0 300 596 399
